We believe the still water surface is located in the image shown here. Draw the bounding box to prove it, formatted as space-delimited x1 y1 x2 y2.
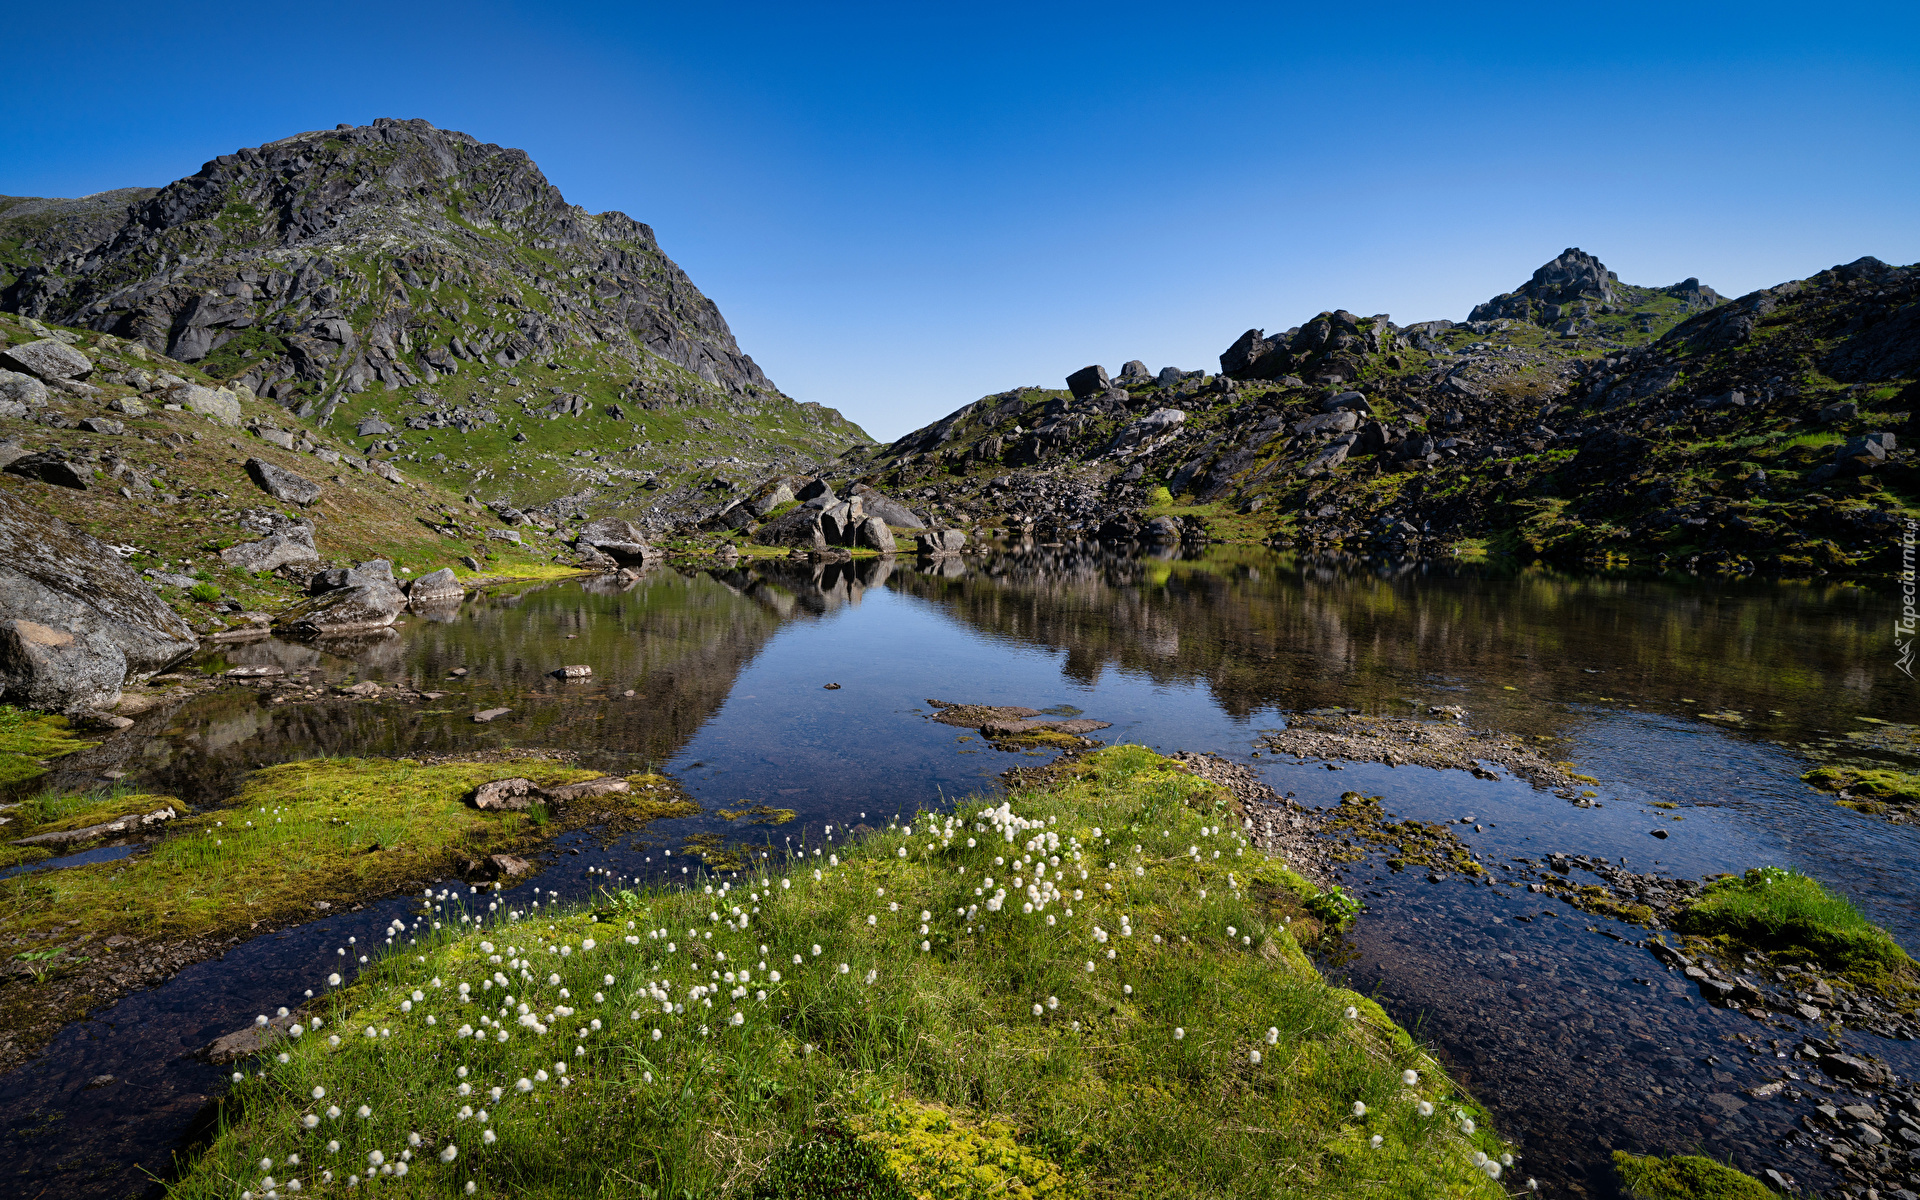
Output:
3 549 1914 1198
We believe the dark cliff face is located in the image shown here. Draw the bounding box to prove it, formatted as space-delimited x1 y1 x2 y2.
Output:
2 119 778 418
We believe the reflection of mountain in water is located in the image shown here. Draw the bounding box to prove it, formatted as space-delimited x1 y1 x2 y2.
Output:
886 545 1897 729
138 564 886 804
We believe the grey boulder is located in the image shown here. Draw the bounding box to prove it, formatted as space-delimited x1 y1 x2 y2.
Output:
0 489 198 711
274 583 406 638
1117 360 1152 382
914 529 967 555
170 384 243 425
850 486 925 529
1144 515 1183 541
856 516 896 553
220 523 320 573
1292 411 1360 436
0 370 49 408
756 505 828 551
4 453 90 489
1066 365 1112 399
746 480 795 517
0 338 92 382
245 458 321 506
407 567 463 603
309 559 396 594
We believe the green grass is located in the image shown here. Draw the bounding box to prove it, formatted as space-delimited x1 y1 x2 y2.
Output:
1675 867 1916 995
0 759 694 949
0 705 96 787
1612 1151 1776 1199
169 746 1513 1199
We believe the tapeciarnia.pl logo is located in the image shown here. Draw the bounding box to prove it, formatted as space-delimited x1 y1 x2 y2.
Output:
1900 519 1917 678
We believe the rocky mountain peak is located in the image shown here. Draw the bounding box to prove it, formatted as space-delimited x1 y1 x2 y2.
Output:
2 118 782 420
1469 247 1620 324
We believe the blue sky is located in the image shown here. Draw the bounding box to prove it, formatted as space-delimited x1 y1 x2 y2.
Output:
5 2 1916 440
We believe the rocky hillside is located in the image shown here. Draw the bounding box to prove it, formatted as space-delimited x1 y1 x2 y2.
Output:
2 119 869 530
829 249 1918 576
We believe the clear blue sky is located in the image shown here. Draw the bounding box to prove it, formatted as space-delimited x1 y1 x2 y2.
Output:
4 2 1916 440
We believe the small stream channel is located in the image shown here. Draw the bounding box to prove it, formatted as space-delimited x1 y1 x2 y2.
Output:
0 549 1913 1198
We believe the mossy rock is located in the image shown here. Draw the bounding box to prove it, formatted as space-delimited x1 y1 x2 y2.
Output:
1613 1151 1776 1199
1803 764 1920 805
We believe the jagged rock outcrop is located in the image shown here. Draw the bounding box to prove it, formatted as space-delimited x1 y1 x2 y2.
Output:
839 248 1916 576
0 489 197 711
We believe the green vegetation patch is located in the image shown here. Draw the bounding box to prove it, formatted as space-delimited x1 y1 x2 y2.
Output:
1613 1151 1776 1199
0 758 654 948
0 705 96 787
1802 764 1920 815
1675 867 1917 1000
168 745 1511 1200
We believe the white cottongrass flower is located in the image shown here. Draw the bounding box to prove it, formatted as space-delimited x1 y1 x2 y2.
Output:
1483 1162 1502 1180
261 1159 274 1172
439 1145 458 1164
1265 1027 1279 1044
1033 1004 1044 1016
367 1151 385 1167
311 1087 326 1100
1344 1007 1359 1020
838 963 849 974
482 1130 496 1145
326 1106 341 1119
534 1070 549 1082
303 1114 320 1129
1046 995 1059 1009
1501 1154 1514 1167
1417 1100 1433 1117
327 1141 339 1153
1459 1117 1475 1134
1173 1028 1185 1040
516 1078 533 1093
1249 1051 1262 1065
233 1072 244 1084
1352 1101 1367 1117
1369 1134 1384 1149
356 1106 372 1119
1401 1069 1418 1086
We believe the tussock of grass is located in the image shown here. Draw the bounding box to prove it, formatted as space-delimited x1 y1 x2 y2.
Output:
0 705 96 787
1612 1150 1776 1199
172 746 1512 1199
1803 764 1920 805
1676 867 1916 995
16 783 177 833
0 758 676 947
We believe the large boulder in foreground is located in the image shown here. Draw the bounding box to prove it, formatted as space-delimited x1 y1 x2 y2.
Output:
0 489 198 711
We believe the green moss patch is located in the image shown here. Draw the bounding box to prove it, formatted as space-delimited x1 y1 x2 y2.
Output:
167 746 1511 1199
0 706 96 787
1803 764 1920 807
1613 1151 1776 1199
1674 867 1917 1001
0 758 674 948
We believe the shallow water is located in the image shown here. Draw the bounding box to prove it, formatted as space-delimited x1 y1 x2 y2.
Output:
2 548 1914 1197
0 843 140 882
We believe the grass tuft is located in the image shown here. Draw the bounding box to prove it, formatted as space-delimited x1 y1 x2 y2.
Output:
1675 867 1916 993
1612 1150 1776 1199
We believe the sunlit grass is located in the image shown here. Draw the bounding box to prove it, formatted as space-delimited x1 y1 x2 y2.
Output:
171 746 1515 1199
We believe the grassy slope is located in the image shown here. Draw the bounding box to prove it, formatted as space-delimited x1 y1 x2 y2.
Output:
176 747 1515 1199
0 312 593 624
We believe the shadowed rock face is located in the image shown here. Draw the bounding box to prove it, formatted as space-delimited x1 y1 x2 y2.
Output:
0 490 197 711
1 119 779 416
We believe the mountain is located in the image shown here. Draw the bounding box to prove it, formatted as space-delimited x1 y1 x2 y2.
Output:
2 118 868 526
821 249 1917 576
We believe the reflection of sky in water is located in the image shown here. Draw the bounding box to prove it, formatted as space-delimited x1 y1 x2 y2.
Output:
10 553 1917 1199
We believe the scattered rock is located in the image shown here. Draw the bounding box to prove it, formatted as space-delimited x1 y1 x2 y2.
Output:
540 777 631 803
485 853 534 878
472 707 511 722
406 567 463 603
550 664 592 679
11 802 177 847
469 777 539 810
914 529 966 556
0 338 92 382
244 458 321 506
220 524 320 573
273 583 406 639
4 453 91 489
